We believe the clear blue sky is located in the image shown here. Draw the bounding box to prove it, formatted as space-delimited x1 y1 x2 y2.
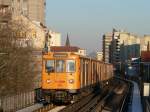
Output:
46 0 150 53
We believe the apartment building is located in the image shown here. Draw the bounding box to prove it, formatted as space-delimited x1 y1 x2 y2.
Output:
103 33 112 63
118 32 140 62
97 52 103 61
103 30 140 61
140 35 150 51
103 30 141 73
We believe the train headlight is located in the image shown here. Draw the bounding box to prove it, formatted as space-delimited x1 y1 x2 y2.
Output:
68 79 74 84
46 79 51 84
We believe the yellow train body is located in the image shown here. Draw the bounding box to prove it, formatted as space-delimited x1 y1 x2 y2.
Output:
42 52 80 90
40 52 114 102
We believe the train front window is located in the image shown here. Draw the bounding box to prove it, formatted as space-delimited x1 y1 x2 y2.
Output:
45 60 55 73
56 60 65 72
66 60 75 72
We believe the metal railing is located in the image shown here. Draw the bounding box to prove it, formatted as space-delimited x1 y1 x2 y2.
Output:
33 104 55 112
0 91 35 112
145 99 150 112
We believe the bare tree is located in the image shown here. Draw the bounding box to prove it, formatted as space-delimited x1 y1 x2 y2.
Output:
0 19 36 96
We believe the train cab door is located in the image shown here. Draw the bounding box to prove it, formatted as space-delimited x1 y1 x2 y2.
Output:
55 59 67 89
55 59 76 89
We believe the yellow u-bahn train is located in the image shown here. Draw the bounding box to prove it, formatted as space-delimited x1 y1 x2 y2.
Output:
39 51 114 103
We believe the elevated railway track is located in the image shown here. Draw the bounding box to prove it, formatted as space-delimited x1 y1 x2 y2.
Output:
34 77 133 112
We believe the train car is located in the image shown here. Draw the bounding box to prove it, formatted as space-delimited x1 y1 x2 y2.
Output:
39 52 114 103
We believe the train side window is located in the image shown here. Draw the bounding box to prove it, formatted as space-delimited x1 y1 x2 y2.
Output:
66 60 75 72
56 60 65 72
45 60 55 73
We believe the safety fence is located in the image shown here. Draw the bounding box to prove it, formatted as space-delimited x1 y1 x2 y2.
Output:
0 90 35 112
145 99 150 112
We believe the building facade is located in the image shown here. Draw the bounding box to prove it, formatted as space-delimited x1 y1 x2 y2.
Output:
12 16 46 49
12 15 62 50
103 29 141 74
78 49 86 56
49 31 61 47
103 33 112 63
119 32 140 62
0 0 45 24
44 31 61 51
140 35 150 51
0 0 12 23
27 0 45 24
97 52 103 61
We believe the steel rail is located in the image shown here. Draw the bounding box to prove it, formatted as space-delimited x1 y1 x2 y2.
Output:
59 92 96 112
118 80 133 112
90 93 111 112
33 78 131 112
60 82 120 112
93 78 132 112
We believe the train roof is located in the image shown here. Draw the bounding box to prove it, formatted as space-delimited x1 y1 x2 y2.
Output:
50 46 80 52
42 50 112 65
